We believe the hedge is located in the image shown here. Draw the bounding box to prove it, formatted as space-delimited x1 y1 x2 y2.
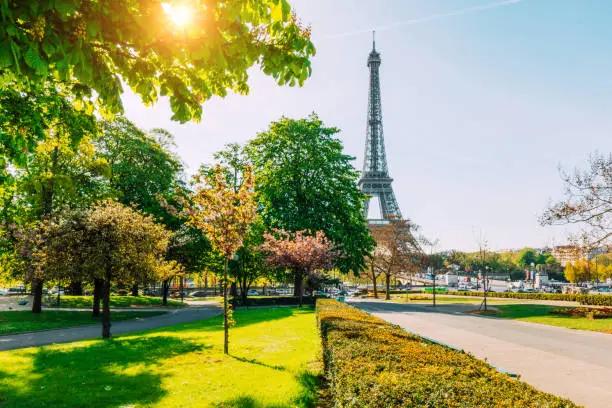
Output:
234 296 316 307
316 299 578 408
447 291 612 306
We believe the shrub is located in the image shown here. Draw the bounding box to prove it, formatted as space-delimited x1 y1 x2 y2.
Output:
550 307 612 319
448 290 612 306
317 299 577 407
235 296 316 307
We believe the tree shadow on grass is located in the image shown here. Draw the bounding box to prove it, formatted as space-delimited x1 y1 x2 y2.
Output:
229 354 286 371
0 336 206 408
211 370 322 408
164 306 314 334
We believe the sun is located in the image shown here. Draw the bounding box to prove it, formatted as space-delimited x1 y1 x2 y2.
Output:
161 3 192 28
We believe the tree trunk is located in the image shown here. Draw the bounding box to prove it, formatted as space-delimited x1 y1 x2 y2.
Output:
297 270 304 307
68 280 83 296
31 279 43 314
223 257 229 355
240 276 248 306
385 273 391 300
162 279 169 306
131 283 139 297
371 269 378 299
92 278 103 317
204 272 208 297
293 273 301 296
101 274 112 339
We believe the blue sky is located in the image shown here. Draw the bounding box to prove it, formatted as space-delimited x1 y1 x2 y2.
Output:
123 0 611 251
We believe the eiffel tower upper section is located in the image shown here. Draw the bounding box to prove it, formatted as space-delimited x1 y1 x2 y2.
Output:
358 33 402 221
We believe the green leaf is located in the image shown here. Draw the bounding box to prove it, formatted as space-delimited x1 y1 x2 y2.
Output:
42 41 55 57
0 41 12 68
54 0 77 16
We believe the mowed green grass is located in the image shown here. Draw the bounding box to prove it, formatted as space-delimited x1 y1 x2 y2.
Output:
48 295 185 308
0 310 166 335
388 294 612 333
0 307 322 408
495 304 612 333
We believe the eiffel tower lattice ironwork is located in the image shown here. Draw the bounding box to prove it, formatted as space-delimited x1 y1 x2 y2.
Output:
358 33 402 222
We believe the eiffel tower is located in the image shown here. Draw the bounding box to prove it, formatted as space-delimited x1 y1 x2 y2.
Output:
358 33 402 223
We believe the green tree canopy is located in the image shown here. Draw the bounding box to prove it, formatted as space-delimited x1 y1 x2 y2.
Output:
247 114 374 273
0 0 315 122
96 116 183 228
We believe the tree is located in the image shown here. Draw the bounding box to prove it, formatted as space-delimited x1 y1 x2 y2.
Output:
369 219 421 300
541 152 611 247
516 249 538 269
97 117 183 226
180 165 257 354
261 229 335 306
0 81 103 312
564 263 577 284
231 218 269 306
248 114 374 278
0 0 315 122
14 201 170 336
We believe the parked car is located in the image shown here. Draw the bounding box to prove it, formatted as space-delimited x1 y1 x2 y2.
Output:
0 288 8 296
189 291 208 298
247 289 260 296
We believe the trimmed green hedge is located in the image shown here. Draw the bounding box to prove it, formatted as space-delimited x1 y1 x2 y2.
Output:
317 299 577 407
448 291 612 306
235 296 316 307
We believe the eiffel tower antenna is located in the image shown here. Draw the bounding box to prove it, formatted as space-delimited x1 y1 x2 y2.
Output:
358 36 402 223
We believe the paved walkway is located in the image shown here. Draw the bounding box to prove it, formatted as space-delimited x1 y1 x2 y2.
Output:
0 303 221 352
350 299 612 408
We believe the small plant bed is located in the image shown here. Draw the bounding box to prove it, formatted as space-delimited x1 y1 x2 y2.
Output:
0 307 321 407
0 310 165 335
317 299 577 407
43 295 185 309
550 307 612 319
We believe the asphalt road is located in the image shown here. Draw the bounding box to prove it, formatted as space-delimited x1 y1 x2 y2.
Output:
350 299 612 408
0 303 221 352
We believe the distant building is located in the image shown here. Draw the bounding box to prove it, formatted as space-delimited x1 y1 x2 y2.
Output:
551 245 585 266
551 245 610 266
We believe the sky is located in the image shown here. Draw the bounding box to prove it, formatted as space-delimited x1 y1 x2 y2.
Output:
123 0 612 252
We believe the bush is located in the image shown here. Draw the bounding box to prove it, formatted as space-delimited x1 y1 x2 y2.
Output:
317 299 577 408
448 291 612 306
550 307 612 319
236 296 316 307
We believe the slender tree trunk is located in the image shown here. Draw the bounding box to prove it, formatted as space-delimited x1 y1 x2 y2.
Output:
101 273 112 339
385 273 391 300
69 280 83 296
204 272 208 297
162 279 169 306
298 270 304 307
31 279 43 314
240 276 248 306
131 283 139 297
92 278 103 317
371 268 378 299
293 273 301 296
223 257 229 355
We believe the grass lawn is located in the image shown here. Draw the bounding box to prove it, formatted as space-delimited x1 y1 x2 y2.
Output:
387 295 612 333
46 295 185 308
0 310 166 335
387 294 514 305
0 307 321 408
494 304 612 333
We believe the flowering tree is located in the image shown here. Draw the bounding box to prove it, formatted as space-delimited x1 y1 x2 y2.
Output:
182 165 257 354
261 229 335 306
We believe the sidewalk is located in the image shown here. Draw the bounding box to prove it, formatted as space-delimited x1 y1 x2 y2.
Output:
0 303 221 352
